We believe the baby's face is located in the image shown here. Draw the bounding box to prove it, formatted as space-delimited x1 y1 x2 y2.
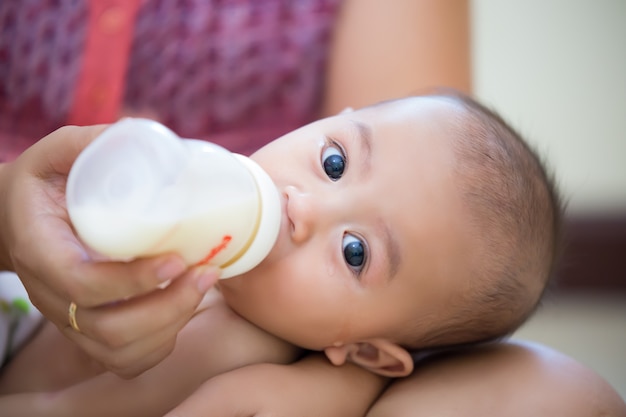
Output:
219 97 474 350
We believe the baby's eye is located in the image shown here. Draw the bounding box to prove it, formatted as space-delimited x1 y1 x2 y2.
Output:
342 234 366 274
321 143 346 180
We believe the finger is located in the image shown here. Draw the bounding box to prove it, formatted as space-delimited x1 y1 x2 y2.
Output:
59 265 219 376
23 258 218 357
17 269 73 328
33 124 110 173
25 222 189 307
30 213 190 306
63 316 181 378
65 282 220 378
17 206 192 307
9 190 163 309
110 339 177 379
17 273 166 377
61 254 192 307
70 265 219 346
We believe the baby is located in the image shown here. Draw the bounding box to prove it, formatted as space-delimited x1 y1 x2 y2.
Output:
0 91 562 416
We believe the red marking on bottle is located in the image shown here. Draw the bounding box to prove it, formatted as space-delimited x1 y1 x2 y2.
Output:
196 235 232 266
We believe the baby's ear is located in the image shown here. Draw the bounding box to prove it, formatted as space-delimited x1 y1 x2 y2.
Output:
324 339 414 377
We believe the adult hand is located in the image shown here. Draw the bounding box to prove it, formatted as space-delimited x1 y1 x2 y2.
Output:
0 125 219 378
165 354 387 417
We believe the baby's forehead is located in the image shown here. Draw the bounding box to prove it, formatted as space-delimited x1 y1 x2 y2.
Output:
363 95 468 118
353 97 468 147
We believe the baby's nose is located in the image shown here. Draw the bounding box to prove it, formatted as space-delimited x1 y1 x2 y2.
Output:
284 185 321 243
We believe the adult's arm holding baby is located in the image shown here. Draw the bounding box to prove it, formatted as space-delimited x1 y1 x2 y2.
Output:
366 341 626 417
0 125 219 378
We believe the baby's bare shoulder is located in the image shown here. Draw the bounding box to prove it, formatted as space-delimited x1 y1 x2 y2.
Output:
176 288 300 375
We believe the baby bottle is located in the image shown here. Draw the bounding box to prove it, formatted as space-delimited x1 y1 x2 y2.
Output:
66 118 281 279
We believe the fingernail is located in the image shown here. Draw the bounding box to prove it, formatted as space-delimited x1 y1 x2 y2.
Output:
196 267 221 293
156 258 187 282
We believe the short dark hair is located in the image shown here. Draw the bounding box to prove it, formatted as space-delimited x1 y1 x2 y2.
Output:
403 90 564 351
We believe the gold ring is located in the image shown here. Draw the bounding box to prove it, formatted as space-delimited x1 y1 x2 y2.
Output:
68 302 80 332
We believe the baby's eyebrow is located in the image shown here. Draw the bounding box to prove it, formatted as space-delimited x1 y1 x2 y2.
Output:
350 120 372 179
380 218 402 282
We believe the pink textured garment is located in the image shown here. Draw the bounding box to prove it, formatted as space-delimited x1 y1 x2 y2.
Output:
0 0 342 160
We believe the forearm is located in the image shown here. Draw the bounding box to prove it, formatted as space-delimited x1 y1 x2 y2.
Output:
167 353 389 417
289 354 390 416
322 0 471 115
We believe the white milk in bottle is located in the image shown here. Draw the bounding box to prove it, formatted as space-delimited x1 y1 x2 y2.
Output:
66 118 281 279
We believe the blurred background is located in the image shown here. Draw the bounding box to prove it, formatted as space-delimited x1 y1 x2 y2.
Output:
470 0 625 399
